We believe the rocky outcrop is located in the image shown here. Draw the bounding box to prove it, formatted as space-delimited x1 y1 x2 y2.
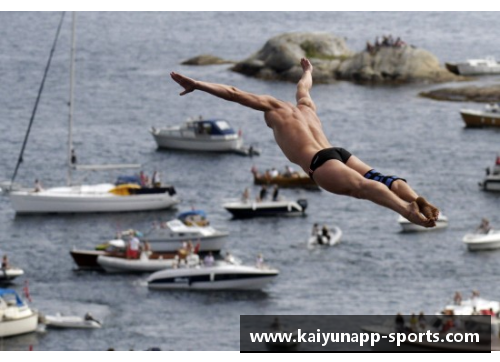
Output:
336 46 461 83
231 32 353 83
420 84 500 102
228 32 461 84
181 54 234 66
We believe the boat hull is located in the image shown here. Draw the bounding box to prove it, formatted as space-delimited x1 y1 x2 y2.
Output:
457 63 500 75
0 268 24 282
460 109 500 128
463 231 500 251
479 175 500 191
223 199 308 219
9 186 179 214
147 265 279 290
0 311 38 338
151 132 243 152
44 315 101 329
97 255 180 273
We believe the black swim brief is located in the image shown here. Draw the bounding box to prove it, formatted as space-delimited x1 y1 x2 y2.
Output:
308 147 352 180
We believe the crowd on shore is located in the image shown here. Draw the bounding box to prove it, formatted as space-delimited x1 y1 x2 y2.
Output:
365 35 408 55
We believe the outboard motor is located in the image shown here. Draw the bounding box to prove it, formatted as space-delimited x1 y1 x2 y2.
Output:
297 199 308 213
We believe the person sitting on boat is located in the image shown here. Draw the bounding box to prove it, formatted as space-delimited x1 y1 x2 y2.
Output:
258 185 267 202
269 168 279 178
242 187 251 203
1 255 9 270
418 312 426 330
272 185 279 201
127 235 141 259
453 291 462 305
476 218 491 234
152 170 161 188
394 313 405 333
34 179 43 192
203 252 215 267
256 253 264 268
321 225 331 243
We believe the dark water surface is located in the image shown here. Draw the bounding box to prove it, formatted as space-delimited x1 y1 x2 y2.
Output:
1 12 499 351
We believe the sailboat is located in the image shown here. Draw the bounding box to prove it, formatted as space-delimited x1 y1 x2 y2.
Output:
6 12 179 214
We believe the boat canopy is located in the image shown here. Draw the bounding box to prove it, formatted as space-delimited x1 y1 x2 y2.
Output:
0 288 23 306
191 120 237 135
177 210 207 220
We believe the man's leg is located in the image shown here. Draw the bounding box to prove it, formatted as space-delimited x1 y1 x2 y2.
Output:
312 159 435 227
345 155 439 220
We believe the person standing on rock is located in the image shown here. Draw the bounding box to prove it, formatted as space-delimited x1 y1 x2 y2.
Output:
170 58 439 228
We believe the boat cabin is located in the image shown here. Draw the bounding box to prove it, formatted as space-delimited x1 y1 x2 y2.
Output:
186 119 238 136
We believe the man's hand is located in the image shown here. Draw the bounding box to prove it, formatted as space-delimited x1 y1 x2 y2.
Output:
170 72 196 96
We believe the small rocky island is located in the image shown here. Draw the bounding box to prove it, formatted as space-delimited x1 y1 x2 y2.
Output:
420 84 500 102
183 32 462 84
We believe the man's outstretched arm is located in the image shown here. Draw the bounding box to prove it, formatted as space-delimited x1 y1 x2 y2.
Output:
170 72 281 112
296 58 316 111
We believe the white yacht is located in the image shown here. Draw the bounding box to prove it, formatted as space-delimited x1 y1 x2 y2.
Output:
147 262 279 291
0 288 38 338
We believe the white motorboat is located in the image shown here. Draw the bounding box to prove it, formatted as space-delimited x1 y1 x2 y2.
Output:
151 118 256 154
147 262 279 290
445 56 500 76
223 199 307 219
97 253 200 273
397 214 449 232
479 155 500 191
141 210 229 253
307 225 342 247
0 288 38 338
463 229 500 251
43 312 102 329
460 103 500 128
5 13 179 214
0 267 24 283
440 297 500 316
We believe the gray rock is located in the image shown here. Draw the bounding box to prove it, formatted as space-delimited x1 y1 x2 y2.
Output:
231 32 353 83
230 32 461 84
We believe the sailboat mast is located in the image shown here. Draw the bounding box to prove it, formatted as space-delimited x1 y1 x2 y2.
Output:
67 11 76 186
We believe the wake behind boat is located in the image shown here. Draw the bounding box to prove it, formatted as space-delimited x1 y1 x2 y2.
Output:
147 262 279 291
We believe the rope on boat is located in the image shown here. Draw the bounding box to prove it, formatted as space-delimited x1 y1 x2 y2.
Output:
10 12 66 186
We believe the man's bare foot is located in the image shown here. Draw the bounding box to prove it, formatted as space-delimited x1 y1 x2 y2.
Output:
301 58 313 73
415 196 439 221
406 201 436 228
